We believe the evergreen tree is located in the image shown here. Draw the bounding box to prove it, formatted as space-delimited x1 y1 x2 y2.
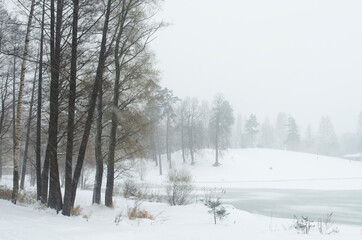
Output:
275 112 288 150
285 116 300 151
302 124 315 153
258 117 275 148
210 94 234 166
317 116 339 156
245 114 259 147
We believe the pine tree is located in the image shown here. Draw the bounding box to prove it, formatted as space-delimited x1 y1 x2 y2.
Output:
285 116 300 151
259 117 275 148
210 94 234 166
245 114 259 147
317 116 339 156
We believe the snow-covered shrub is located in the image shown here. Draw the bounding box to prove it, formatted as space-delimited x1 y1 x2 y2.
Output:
18 190 37 205
122 179 140 198
115 201 154 222
317 212 339 235
0 186 36 205
0 186 12 200
203 188 229 224
165 169 194 206
121 179 162 202
293 215 314 234
70 205 83 216
128 203 154 220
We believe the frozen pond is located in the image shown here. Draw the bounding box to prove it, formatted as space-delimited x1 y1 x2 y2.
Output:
223 188 362 226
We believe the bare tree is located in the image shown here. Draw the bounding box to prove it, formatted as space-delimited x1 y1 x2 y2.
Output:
71 0 113 208
20 64 37 190
12 0 36 204
36 0 46 201
62 0 79 216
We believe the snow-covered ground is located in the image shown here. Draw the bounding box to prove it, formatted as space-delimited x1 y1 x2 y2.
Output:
144 148 362 190
1 148 362 239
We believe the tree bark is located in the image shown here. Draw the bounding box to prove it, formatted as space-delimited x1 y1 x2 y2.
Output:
12 0 36 204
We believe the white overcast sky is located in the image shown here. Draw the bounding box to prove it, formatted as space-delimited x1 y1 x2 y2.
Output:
151 0 362 135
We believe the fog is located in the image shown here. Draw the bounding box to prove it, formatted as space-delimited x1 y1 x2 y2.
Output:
152 0 362 134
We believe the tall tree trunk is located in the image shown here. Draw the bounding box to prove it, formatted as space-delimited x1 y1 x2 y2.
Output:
157 127 162 175
151 109 158 166
62 0 79 216
12 0 36 204
152 130 158 166
71 0 112 207
214 114 220 166
166 113 172 169
92 85 103 204
47 0 63 211
181 111 186 163
30 163 35 186
20 66 37 190
189 118 195 165
105 16 125 206
41 143 50 203
0 72 9 180
37 0 46 202
0 138 2 179
12 54 16 168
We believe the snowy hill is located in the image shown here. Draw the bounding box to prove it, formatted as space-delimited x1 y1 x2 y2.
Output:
144 148 362 190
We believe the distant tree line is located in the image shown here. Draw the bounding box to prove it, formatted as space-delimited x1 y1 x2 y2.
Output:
231 112 362 157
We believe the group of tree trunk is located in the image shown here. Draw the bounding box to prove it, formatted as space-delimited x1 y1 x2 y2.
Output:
0 0 163 215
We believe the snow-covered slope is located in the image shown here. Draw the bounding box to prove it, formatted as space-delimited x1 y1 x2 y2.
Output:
1 148 362 239
144 148 362 190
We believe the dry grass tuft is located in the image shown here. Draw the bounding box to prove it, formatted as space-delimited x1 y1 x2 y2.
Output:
128 206 154 220
70 205 82 216
0 185 12 200
0 185 37 204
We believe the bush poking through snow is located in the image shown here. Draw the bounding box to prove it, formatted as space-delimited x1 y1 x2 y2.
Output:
203 188 229 224
121 180 162 202
70 205 83 216
122 179 140 198
125 201 154 220
115 201 154 223
293 215 314 234
165 169 194 206
114 212 123 225
0 186 36 204
18 191 37 205
317 212 339 235
128 206 154 220
0 186 12 201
